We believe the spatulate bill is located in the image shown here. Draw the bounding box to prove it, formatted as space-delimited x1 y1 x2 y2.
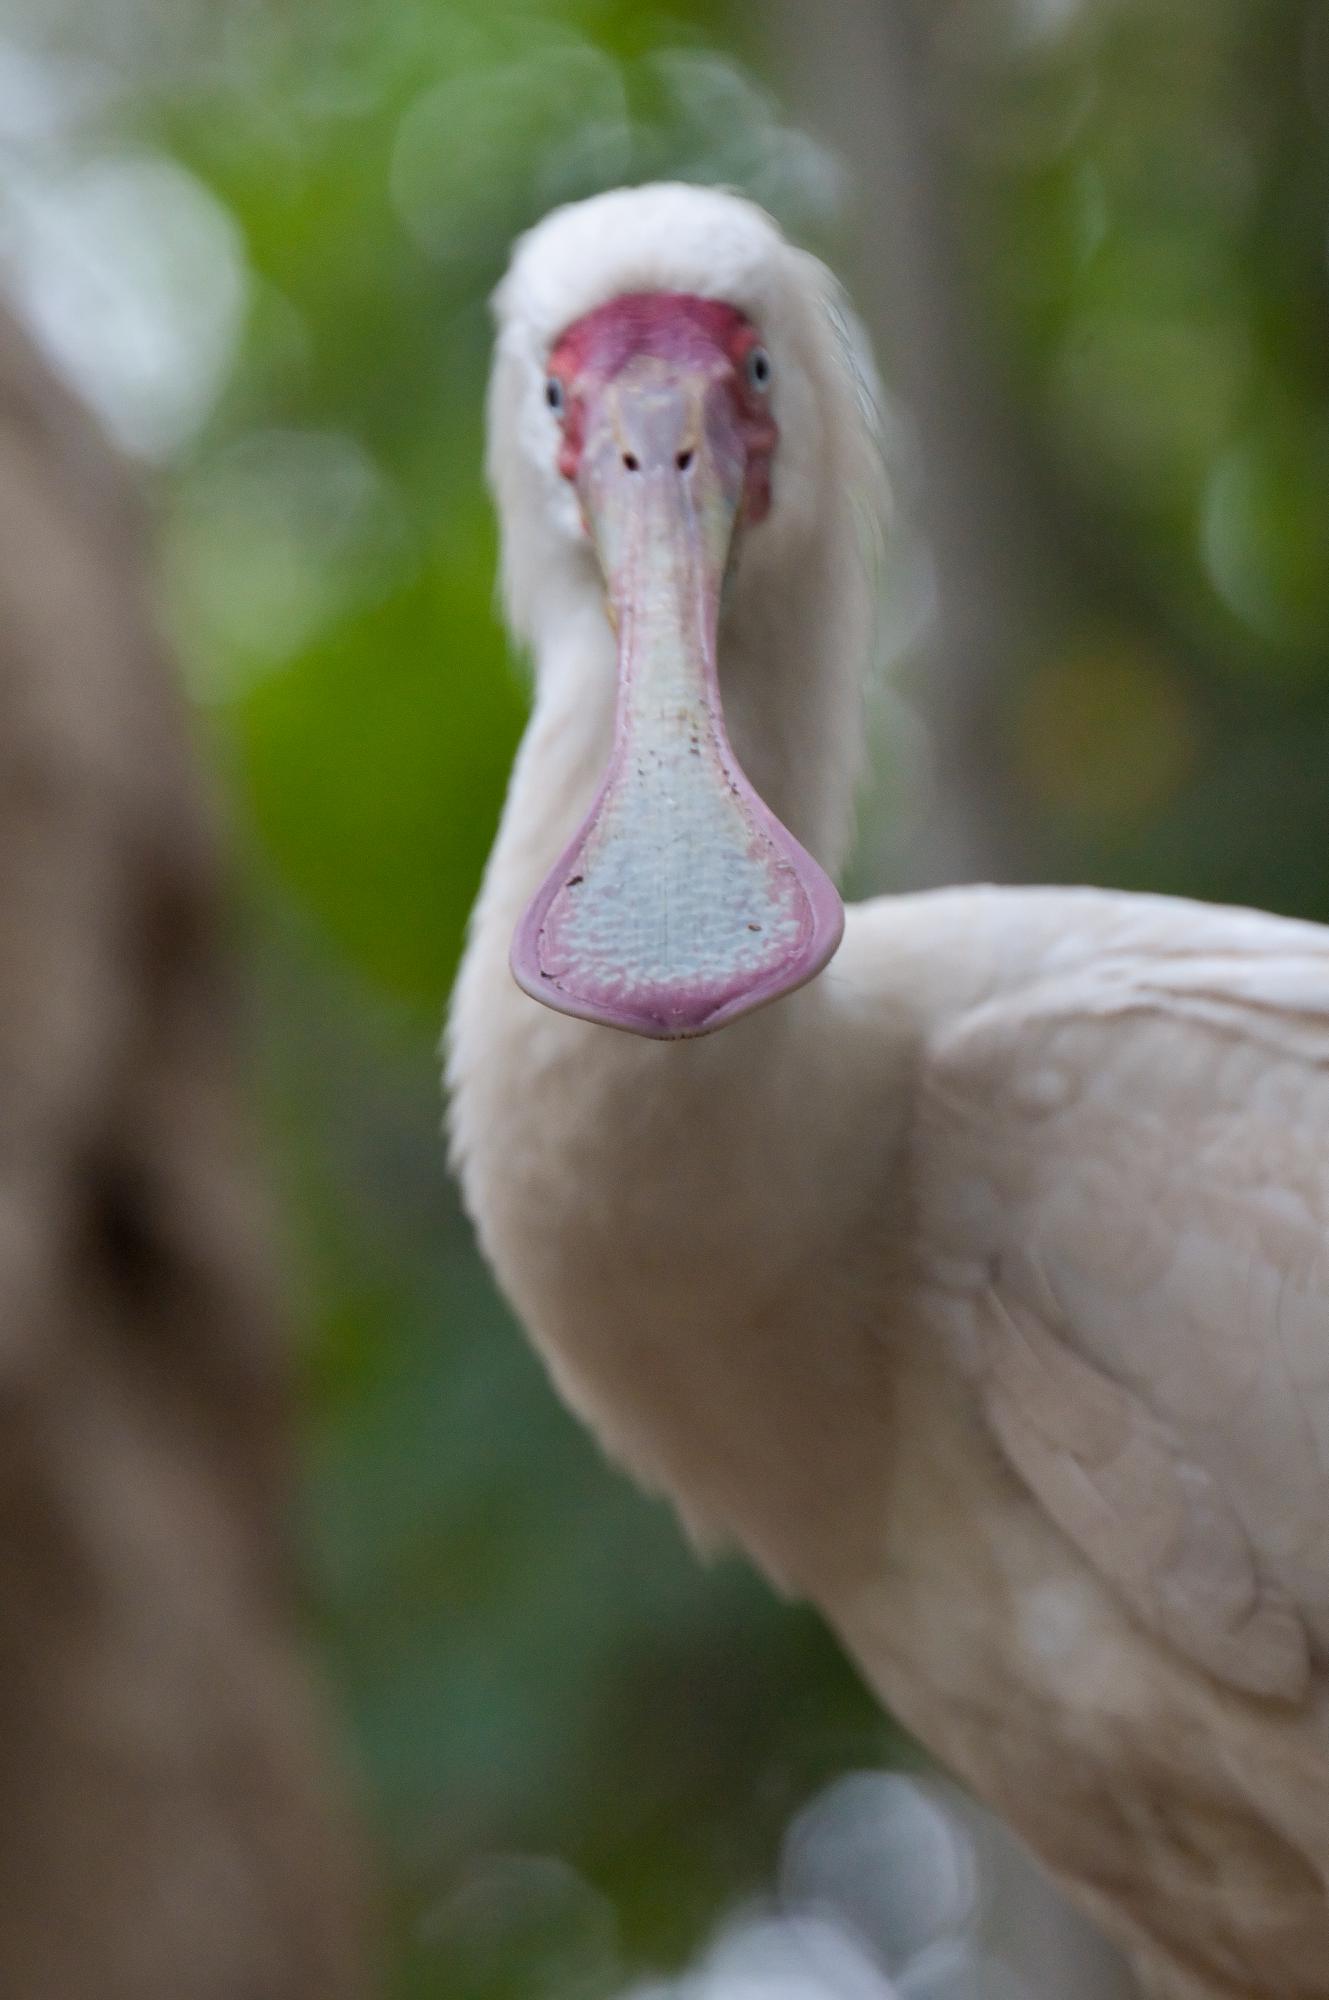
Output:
512 342 843 1039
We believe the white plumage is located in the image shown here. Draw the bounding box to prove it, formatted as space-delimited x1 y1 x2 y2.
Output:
449 184 1329 1999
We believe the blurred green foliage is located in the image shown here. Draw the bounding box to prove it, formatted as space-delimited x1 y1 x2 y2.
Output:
12 3 889 1993
6 0 1329 1993
946 0 1329 909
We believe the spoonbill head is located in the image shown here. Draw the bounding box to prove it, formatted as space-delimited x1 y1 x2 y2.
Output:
485 183 883 1037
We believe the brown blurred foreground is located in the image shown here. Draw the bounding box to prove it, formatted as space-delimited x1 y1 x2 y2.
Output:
0 309 366 1997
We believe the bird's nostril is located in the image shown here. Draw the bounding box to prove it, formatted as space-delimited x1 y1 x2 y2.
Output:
676 449 693 472
622 452 640 472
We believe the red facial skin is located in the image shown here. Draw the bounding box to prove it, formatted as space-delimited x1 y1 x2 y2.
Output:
545 292 778 525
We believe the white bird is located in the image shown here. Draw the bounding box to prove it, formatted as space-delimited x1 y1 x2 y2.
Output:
447 184 1329 2000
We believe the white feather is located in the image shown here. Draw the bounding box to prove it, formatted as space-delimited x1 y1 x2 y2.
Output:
452 186 1329 2000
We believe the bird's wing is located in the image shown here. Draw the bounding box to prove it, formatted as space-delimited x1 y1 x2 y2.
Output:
913 901 1329 1702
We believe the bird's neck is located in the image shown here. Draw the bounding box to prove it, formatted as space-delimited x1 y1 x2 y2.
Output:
447 578 912 1585
448 576 874 1293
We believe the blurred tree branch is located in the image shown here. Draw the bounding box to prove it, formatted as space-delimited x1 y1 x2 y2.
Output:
0 305 367 1999
762 0 1050 885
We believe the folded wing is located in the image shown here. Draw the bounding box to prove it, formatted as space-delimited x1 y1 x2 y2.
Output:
915 901 1329 1701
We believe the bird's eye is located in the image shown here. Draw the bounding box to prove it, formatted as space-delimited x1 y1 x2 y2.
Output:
545 377 565 414
746 346 772 393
